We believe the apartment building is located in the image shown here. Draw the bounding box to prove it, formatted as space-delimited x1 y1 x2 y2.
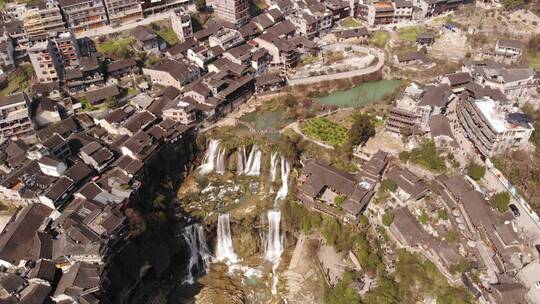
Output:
3 20 29 61
170 7 193 41
473 66 536 100
59 0 108 33
393 0 413 22
3 2 29 20
0 92 35 141
0 36 15 70
367 1 394 26
214 0 250 26
22 3 65 42
208 27 244 50
28 31 80 83
103 0 143 25
457 96 533 157
141 0 188 15
28 40 63 83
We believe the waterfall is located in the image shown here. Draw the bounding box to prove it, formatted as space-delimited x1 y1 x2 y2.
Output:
265 210 284 264
236 148 245 174
182 224 211 284
245 149 262 176
274 157 290 203
215 213 238 263
269 153 278 182
265 210 284 295
243 145 256 175
199 139 220 174
216 148 227 174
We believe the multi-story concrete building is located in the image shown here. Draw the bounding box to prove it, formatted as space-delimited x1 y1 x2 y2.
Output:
214 0 250 26
28 40 64 83
208 27 244 50
3 2 29 20
467 65 537 100
0 92 35 141
103 0 143 25
22 2 65 42
170 7 193 41
141 0 188 15
367 1 394 26
59 0 108 33
28 31 80 83
0 35 15 70
495 39 523 58
3 20 29 61
393 0 413 22
457 96 534 157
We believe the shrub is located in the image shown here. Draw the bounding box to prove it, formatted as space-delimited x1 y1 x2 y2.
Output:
334 194 347 206
380 179 398 193
399 151 410 162
449 258 471 275
419 213 429 225
467 161 485 180
382 211 395 226
437 209 448 220
490 191 511 213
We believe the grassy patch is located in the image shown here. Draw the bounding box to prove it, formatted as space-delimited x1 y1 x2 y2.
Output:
397 26 426 42
371 31 390 48
299 55 319 66
300 117 348 146
96 37 135 59
525 51 540 69
0 65 34 97
149 22 179 46
340 17 361 29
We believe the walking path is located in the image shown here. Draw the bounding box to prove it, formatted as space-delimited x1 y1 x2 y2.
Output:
287 46 385 86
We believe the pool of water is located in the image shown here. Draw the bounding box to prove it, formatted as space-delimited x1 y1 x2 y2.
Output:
240 110 293 141
317 80 402 108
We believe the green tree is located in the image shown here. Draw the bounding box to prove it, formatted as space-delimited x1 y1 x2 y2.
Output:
449 258 471 275
490 191 511 213
399 151 410 162
437 287 474 304
467 161 485 180
348 113 375 146
324 272 360 304
408 140 446 172
437 209 448 220
334 194 347 206
382 211 395 226
380 179 398 192
445 230 459 242
418 212 429 225
195 0 206 11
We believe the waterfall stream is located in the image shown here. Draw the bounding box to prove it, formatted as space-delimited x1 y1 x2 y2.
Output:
199 139 220 174
274 157 290 203
182 224 211 284
216 148 227 174
265 210 284 295
270 153 278 182
215 213 238 263
243 145 262 176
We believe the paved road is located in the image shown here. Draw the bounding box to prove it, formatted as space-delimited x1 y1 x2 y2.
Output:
287 46 385 86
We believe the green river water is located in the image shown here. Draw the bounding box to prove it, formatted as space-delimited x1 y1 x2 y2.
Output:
317 80 402 107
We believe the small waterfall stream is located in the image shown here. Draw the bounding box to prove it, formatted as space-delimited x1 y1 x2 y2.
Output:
274 157 290 203
182 224 212 284
243 145 262 176
216 148 227 174
215 213 238 263
269 153 278 182
265 210 284 295
237 147 246 174
199 139 220 174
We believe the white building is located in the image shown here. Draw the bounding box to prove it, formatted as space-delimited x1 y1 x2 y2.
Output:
170 7 193 41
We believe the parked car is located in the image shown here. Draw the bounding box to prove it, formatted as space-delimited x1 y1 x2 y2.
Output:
509 204 520 217
534 281 540 289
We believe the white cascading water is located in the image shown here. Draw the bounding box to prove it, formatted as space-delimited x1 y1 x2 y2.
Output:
215 213 238 263
243 145 256 175
265 210 284 295
182 224 212 284
199 139 220 174
269 152 278 182
274 157 290 203
236 147 245 174
216 148 227 174
245 149 262 176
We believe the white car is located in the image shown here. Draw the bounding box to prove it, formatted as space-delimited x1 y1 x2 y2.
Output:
534 281 540 289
